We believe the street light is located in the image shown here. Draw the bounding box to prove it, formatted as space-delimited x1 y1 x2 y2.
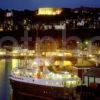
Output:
85 41 89 45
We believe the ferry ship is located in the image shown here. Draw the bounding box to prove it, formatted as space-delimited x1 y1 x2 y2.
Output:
10 49 81 100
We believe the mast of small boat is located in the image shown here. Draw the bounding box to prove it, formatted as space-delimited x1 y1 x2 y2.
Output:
23 29 29 68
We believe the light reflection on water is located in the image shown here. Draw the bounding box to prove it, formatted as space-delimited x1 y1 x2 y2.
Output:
0 59 5 99
0 58 31 100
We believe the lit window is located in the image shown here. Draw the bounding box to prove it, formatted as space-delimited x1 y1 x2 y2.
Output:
37 8 62 15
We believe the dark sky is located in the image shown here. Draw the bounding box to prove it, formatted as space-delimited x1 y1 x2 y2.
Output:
0 0 100 10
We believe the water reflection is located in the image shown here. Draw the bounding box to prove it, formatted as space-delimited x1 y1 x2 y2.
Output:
0 58 31 100
0 59 5 99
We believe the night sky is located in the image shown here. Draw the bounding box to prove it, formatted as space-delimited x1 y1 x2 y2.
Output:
0 0 100 10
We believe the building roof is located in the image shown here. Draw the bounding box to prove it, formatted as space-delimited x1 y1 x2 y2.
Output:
84 67 100 78
76 58 96 67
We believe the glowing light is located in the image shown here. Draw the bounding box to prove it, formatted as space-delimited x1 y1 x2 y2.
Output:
85 41 89 45
12 50 19 54
65 52 72 57
0 28 3 32
63 61 72 66
37 8 62 15
89 54 93 58
98 51 100 54
14 70 20 76
33 61 38 65
77 41 80 44
45 60 50 66
6 12 13 17
90 58 95 61
33 57 44 66
54 60 72 66
0 51 6 55
12 59 19 69
54 61 60 66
